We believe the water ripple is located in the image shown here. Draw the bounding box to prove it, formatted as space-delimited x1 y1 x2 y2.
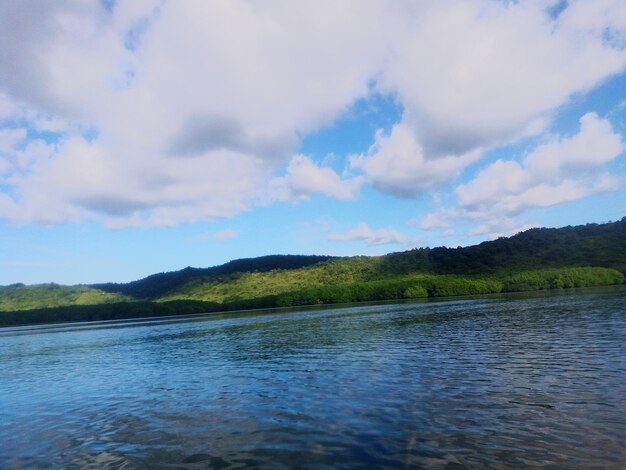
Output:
1 290 626 468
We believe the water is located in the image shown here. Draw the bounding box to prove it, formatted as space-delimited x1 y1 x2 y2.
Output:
1 290 625 469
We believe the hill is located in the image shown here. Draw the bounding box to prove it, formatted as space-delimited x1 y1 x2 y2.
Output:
1 217 625 325
0 283 130 312
423 218 626 275
91 254 336 299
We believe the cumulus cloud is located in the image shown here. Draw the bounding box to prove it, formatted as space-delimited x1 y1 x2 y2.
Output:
423 113 625 237
0 0 387 225
0 128 26 152
456 113 623 213
5 136 270 226
350 121 482 197
0 124 60 185
329 222 407 246
268 155 363 202
419 209 457 235
379 0 626 157
349 0 626 200
0 1 625 227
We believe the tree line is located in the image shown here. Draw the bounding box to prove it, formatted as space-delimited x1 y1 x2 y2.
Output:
2 266 622 327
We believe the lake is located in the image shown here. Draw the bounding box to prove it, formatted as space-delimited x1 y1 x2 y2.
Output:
1 289 625 468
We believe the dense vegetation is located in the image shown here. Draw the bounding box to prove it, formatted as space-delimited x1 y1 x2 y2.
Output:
92 255 335 299
387 217 626 275
1 218 625 326
501 267 625 292
0 267 622 327
0 283 130 312
0 300 222 327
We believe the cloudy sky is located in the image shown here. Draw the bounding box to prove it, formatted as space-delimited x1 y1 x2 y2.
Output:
1 0 626 285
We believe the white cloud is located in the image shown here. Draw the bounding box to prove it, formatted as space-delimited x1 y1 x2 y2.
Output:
0 0 387 225
350 0 626 199
329 222 407 246
378 0 626 157
467 220 541 239
456 113 623 213
4 137 270 226
423 113 625 238
0 127 60 182
0 159 11 176
0 1 625 227
0 93 18 120
350 121 482 197
420 210 457 232
0 128 26 153
523 112 624 174
268 155 363 202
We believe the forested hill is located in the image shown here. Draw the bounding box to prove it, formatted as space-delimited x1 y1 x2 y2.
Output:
1 218 625 322
92 254 336 299
92 217 626 300
384 216 626 276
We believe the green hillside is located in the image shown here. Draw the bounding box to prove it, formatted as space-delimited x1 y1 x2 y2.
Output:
0 284 130 312
92 254 336 299
144 217 626 305
1 217 625 326
380 217 626 276
156 256 386 303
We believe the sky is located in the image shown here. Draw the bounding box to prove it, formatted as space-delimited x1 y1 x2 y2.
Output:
1 0 626 285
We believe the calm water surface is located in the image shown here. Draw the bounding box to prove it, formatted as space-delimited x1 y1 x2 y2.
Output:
1 290 625 468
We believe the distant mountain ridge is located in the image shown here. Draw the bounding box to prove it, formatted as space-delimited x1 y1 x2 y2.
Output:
1 218 625 323
93 217 626 301
91 255 336 299
391 216 626 275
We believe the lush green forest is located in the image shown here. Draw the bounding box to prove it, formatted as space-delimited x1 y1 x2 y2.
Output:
0 284 130 312
1 218 625 326
92 255 336 299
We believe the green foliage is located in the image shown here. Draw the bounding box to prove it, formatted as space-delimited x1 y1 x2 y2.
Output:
501 267 624 292
425 218 626 275
138 217 626 303
403 285 429 299
419 276 503 297
273 277 421 307
272 275 500 308
92 255 335 299
0 284 130 312
157 256 386 303
0 300 222 327
2 218 626 326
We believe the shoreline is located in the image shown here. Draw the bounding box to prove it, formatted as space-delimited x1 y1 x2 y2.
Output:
2 283 625 331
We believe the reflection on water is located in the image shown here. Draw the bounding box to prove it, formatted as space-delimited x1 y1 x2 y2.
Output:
1 290 626 468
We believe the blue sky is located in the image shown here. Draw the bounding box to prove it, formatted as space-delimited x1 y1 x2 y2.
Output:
1 0 626 285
